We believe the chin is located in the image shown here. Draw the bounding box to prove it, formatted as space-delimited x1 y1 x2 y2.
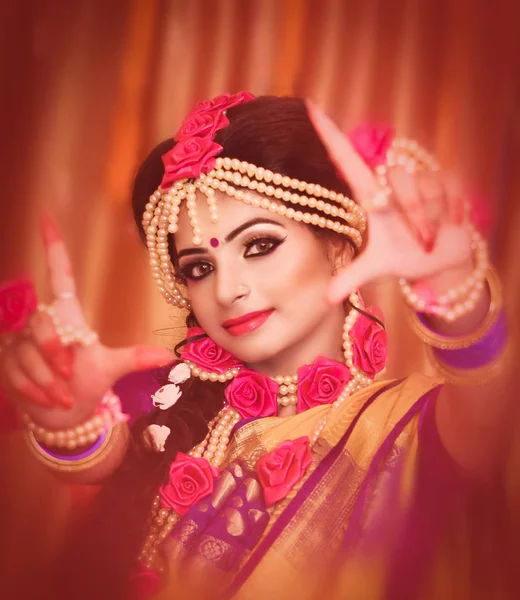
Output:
219 330 286 365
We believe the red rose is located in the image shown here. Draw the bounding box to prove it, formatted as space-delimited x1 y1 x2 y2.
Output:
297 356 352 413
159 452 220 515
347 124 394 168
350 306 388 377
174 110 229 142
181 327 242 374
224 368 278 419
257 436 313 506
160 137 223 188
193 91 255 114
0 278 38 335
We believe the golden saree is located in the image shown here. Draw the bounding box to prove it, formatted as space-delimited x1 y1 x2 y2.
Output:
148 372 486 600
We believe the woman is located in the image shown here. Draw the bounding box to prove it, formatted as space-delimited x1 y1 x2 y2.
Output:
0 93 513 599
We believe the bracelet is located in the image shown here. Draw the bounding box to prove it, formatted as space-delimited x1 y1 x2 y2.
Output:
400 225 489 322
25 424 122 473
407 267 503 350
22 389 128 450
426 338 511 386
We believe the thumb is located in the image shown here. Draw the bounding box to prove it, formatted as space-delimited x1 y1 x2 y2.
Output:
107 345 174 382
328 251 385 304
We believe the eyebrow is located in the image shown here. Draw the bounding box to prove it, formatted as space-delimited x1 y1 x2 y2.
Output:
176 218 285 260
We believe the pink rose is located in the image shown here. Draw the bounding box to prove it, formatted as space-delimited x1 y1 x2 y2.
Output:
350 306 388 377
193 91 255 114
297 356 352 413
347 124 394 168
159 452 220 515
224 368 278 419
181 327 242 374
257 436 313 506
0 278 38 335
174 110 229 142
160 136 223 188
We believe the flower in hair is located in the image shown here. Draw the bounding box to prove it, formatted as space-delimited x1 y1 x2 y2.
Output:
193 91 255 114
181 327 242 374
161 137 223 188
174 110 230 142
348 124 394 168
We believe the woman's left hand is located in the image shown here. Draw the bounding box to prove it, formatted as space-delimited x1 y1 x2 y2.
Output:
306 103 474 305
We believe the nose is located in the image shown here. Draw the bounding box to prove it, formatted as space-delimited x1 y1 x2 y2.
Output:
214 265 250 308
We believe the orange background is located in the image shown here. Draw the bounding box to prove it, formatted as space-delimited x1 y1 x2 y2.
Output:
1 0 519 595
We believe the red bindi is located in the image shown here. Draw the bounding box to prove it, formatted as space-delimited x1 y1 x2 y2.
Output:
210 237 219 248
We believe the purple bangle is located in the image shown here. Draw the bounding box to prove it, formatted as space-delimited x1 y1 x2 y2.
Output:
430 310 507 369
36 427 109 461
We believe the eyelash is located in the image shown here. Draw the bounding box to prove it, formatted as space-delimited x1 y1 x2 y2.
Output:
179 235 285 281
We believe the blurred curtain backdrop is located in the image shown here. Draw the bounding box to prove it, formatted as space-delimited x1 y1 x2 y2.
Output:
1 0 519 595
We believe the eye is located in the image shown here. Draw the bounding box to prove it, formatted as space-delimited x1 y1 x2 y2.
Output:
180 261 214 281
244 236 284 258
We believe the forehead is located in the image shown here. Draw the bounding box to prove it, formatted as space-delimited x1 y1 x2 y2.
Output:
174 191 298 250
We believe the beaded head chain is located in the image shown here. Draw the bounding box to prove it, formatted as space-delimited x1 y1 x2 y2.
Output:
142 92 367 309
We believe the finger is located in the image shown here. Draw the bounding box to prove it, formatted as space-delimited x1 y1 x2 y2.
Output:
305 101 379 202
16 340 74 409
414 170 448 239
0 351 54 408
106 345 174 383
27 310 75 379
387 167 435 252
442 172 465 224
40 214 77 298
327 249 387 304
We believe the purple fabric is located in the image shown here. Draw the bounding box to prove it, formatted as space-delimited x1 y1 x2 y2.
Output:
169 458 270 573
431 310 507 369
222 379 405 599
113 362 175 425
38 427 108 460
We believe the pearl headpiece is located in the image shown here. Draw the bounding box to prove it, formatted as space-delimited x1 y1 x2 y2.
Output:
142 92 367 309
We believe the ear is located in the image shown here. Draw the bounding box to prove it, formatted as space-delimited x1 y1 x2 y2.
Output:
326 238 354 274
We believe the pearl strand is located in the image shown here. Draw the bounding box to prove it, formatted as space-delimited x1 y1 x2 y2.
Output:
37 305 98 347
400 226 489 322
143 156 367 308
273 374 298 407
139 404 241 569
184 360 241 383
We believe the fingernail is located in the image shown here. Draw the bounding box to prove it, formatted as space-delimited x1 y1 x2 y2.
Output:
40 214 61 247
418 228 435 253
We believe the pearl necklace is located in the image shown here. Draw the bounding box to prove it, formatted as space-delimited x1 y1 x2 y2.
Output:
139 372 371 569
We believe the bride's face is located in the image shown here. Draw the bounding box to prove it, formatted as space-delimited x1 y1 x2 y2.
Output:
174 192 338 366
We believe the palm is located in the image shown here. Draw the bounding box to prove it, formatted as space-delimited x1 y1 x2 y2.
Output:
306 103 473 301
13 218 173 429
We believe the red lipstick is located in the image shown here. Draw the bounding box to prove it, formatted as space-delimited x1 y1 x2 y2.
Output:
222 309 274 337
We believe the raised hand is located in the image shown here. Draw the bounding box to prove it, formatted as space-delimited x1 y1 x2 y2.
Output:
306 103 474 305
0 216 173 430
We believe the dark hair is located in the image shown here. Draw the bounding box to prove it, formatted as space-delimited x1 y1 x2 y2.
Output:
50 96 361 600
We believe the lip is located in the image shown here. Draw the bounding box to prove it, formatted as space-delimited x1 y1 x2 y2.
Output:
222 309 274 337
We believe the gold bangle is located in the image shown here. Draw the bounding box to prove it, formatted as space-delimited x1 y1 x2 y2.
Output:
407 267 503 350
24 424 121 473
426 340 511 386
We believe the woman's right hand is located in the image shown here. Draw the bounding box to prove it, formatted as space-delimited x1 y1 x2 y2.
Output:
0 216 173 431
